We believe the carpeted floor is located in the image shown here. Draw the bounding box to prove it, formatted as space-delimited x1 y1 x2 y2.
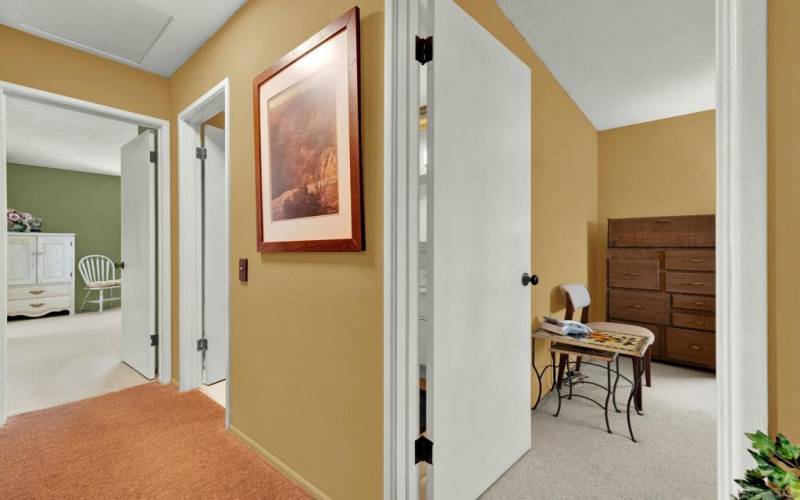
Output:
7 309 148 415
481 361 716 499
0 383 309 499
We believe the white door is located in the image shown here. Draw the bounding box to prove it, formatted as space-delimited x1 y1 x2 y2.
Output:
425 0 532 497
120 131 156 379
36 235 73 284
202 125 228 384
8 235 36 285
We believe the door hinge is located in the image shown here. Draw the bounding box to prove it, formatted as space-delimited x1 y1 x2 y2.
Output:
197 338 208 352
149 151 158 164
415 35 433 65
150 334 159 347
415 436 433 464
196 147 207 160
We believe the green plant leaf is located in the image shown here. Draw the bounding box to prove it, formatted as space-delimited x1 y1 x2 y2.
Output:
748 431 777 457
776 434 800 464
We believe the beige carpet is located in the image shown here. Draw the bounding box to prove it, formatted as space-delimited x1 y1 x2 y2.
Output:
481 361 716 499
7 309 148 415
0 383 309 499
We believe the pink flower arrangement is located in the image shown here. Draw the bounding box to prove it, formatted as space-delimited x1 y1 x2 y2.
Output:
7 209 41 232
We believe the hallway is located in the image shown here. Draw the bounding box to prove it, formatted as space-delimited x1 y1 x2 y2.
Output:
0 383 308 499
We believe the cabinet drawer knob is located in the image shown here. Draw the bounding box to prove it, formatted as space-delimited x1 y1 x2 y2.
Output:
28 290 45 295
689 344 702 351
686 258 704 263
30 303 45 308
691 320 707 326
629 304 646 309
625 272 641 277
693 301 706 306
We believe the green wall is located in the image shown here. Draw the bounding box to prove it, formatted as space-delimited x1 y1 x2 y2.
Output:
8 163 121 311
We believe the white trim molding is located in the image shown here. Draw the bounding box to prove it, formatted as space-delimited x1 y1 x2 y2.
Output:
0 80 173 425
176 78 231 427
716 0 768 498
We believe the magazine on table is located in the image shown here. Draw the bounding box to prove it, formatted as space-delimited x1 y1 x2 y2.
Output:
540 316 593 337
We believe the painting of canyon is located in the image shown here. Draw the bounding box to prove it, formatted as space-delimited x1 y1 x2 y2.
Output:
267 67 339 222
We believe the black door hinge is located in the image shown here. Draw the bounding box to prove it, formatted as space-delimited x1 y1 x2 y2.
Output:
150 334 159 347
149 151 158 164
415 36 433 65
197 338 208 352
196 147 207 160
415 436 433 464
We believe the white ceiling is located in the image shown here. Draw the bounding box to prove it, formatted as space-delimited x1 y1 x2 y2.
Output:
6 96 140 176
496 0 715 130
0 0 246 76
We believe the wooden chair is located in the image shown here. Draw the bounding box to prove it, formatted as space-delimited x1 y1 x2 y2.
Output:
558 283 653 411
78 255 121 313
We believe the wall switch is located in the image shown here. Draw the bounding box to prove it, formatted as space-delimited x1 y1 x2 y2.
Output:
238 258 248 282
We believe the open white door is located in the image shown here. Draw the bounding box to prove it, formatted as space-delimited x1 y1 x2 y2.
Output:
201 125 228 384
424 0 531 497
120 131 156 379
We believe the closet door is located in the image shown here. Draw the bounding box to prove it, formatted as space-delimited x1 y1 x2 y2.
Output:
8 235 37 285
36 235 73 284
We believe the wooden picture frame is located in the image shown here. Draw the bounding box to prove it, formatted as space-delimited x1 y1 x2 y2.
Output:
253 7 363 252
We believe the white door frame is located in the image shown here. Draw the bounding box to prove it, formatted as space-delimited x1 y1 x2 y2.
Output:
177 78 231 426
383 0 768 498
0 80 173 426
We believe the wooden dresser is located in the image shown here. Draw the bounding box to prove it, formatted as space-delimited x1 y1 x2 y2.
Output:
606 215 715 370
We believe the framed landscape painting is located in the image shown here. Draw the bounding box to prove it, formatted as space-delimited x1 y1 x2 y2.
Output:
253 7 363 252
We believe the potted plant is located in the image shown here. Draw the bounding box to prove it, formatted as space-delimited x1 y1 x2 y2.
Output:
7 209 42 233
735 431 800 499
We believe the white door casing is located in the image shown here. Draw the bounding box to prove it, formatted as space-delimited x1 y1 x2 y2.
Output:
120 131 156 379
425 0 532 498
8 235 35 285
202 124 228 385
36 235 72 284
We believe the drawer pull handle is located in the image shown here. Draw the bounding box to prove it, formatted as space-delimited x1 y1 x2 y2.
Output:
686 259 704 263
28 290 45 295
625 273 641 277
629 305 646 309
687 282 705 286
691 321 707 326
30 303 45 308
693 301 706 306
689 344 702 351
655 219 673 223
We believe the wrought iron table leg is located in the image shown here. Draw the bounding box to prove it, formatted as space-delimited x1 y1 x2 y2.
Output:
554 361 563 417
604 360 612 434
568 359 574 400
612 356 621 413
626 357 645 442
532 359 543 410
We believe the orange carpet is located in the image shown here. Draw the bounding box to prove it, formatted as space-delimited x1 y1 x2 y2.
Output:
0 383 310 499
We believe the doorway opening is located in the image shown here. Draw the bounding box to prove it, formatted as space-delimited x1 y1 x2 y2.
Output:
0 82 172 426
177 79 231 422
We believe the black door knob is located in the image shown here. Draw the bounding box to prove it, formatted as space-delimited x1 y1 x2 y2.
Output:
521 273 538 286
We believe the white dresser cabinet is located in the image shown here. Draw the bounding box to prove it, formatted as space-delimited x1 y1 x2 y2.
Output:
7 233 75 317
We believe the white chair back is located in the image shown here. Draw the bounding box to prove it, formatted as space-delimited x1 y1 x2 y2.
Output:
559 283 591 310
78 255 116 285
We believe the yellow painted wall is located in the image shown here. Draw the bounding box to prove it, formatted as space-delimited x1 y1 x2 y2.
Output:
768 0 800 441
595 110 716 317
0 26 170 119
168 1 384 497
453 0 599 396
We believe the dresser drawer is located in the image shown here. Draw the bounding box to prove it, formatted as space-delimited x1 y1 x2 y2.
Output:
8 284 71 300
665 328 715 368
608 290 670 325
672 294 715 312
665 249 715 272
672 311 715 331
608 259 660 290
666 272 715 295
608 215 715 248
8 296 70 316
